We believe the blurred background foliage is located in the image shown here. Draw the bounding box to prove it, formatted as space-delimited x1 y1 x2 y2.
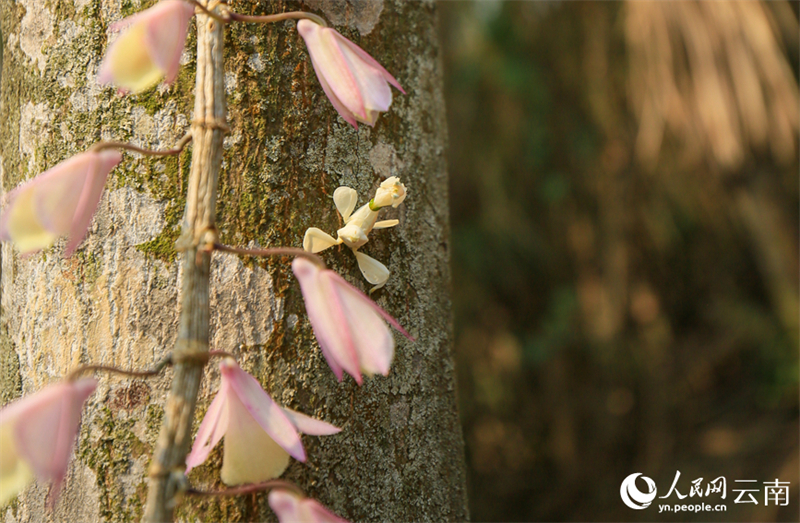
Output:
439 1 799 521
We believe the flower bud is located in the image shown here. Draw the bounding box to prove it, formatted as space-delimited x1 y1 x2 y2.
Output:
98 0 194 94
0 149 121 256
0 378 96 506
297 20 405 128
292 258 413 385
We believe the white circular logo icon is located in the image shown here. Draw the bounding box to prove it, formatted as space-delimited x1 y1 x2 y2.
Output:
620 473 657 510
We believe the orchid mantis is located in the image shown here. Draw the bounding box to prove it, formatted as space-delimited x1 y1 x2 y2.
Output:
304 177 408 292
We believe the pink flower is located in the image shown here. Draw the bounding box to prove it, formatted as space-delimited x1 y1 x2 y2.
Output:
296 19 405 128
269 489 350 523
0 378 97 506
291 257 414 385
185 359 340 486
98 0 195 94
0 149 122 256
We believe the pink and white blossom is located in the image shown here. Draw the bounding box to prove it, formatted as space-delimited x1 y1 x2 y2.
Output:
297 19 405 127
0 149 122 256
292 257 414 385
269 489 350 523
185 359 340 486
0 378 97 506
98 0 195 94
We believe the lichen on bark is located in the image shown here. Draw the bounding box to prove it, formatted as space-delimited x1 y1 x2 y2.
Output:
0 1 468 521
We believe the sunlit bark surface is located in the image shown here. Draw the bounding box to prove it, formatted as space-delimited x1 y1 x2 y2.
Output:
0 1 468 521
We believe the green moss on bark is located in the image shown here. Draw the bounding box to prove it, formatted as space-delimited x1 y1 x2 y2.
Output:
79 407 149 523
0 329 22 405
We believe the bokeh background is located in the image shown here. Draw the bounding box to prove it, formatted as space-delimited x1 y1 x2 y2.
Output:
439 2 799 521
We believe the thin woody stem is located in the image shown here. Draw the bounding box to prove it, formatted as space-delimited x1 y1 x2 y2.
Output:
169 349 237 365
182 1 327 28
66 355 173 382
185 479 305 498
90 133 193 157
228 10 328 27
144 0 226 518
211 243 327 269
183 0 230 23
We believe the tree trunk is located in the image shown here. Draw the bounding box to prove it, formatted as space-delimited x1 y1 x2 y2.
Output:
0 1 468 521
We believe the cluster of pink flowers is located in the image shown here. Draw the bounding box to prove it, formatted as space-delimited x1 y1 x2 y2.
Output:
1 2 410 521
1 1 403 259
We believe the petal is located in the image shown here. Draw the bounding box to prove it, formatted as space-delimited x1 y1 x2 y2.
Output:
64 150 121 256
143 0 194 84
99 0 192 92
301 497 351 523
269 491 351 523
335 40 392 118
335 33 405 94
372 219 399 230
99 22 164 93
310 54 360 128
0 151 95 252
333 187 358 222
303 227 342 254
359 109 382 127
2 185 59 254
268 490 304 523
0 151 119 256
222 360 306 462
107 0 171 32
220 391 290 485
327 270 414 342
292 258 361 383
0 420 34 506
10 379 96 491
329 271 394 376
281 408 341 436
185 387 230 473
297 20 367 122
31 153 95 236
48 379 97 497
354 251 390 288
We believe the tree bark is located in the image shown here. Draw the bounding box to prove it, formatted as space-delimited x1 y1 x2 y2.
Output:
0 1 468 522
